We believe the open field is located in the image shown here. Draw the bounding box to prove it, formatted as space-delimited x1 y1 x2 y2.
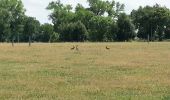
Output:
0 42 170 100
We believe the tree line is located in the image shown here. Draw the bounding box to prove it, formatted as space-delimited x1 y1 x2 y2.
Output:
0 0 170 43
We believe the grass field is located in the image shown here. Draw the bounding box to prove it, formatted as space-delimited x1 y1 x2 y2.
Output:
0 42 170 100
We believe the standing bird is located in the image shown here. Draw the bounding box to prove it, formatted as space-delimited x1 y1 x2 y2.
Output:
76 45 79 51
106 46 110 50
71 46 75 50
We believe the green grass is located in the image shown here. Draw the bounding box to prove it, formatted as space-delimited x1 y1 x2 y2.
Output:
0 42 170 100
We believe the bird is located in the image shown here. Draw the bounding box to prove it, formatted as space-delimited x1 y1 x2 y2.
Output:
76 45 79 51
106 46 110 50
71 46 75 50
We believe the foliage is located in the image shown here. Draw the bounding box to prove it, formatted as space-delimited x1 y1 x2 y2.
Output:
165 28 170 39
59 21 88 42
131 4 170 41
116 13 136 41
47 0 74 32
1 0 170 42
47 0 125 42
88 16 113 41
38 23 54 42
22 17 40 42
50 32 60 42
0 0 25 42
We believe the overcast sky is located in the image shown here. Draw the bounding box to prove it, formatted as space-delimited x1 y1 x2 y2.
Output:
22 0 170 24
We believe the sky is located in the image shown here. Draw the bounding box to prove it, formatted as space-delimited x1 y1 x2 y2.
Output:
22 0 170 24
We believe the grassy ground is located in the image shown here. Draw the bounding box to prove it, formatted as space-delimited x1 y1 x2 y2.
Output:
0 42 170 100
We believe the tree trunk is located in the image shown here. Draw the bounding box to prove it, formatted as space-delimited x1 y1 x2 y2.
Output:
17 34 20 43
12 38 14 47
147 34 150 44
29 36 31 46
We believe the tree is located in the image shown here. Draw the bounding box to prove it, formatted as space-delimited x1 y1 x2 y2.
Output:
87 0 124 17
47 0 127 42
47 0 75 32
165 28 170 39
131 6 154 40
9 0 25 43
88 16 113 41
86 0 125 41
164 22 170 39
87 0 108 16
131 4 170 41
0 0 25 43
75 4 94 30
59 21 88 42
116 13 136 41
23 17 40 45
0 0 10 42
106 22 118 41
38 23 54 42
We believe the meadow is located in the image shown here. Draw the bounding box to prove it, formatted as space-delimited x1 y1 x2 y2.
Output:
0 42 170 100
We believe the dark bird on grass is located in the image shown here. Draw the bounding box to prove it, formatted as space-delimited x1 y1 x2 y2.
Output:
106 46 110 50
71 46 75 50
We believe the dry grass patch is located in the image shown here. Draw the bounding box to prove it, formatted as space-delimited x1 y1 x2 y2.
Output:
0 42 170 100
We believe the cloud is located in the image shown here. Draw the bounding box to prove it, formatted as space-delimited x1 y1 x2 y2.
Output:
22 0 170 24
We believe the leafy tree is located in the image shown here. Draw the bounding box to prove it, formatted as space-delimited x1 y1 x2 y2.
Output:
87 0 124 17
88 16 113 41
22 17 40 45
85 0 125 41
47 0 127 42
165 30 170 39
131 4 170 41
0 0 25 42
47 0 75 32
116 13 136 41
87 0 108 16
75 4 94 30
9 0 25 42
38 23 54 42
131 6 154 40
59 21 88 42
106 22 118 41
0 1 10 42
